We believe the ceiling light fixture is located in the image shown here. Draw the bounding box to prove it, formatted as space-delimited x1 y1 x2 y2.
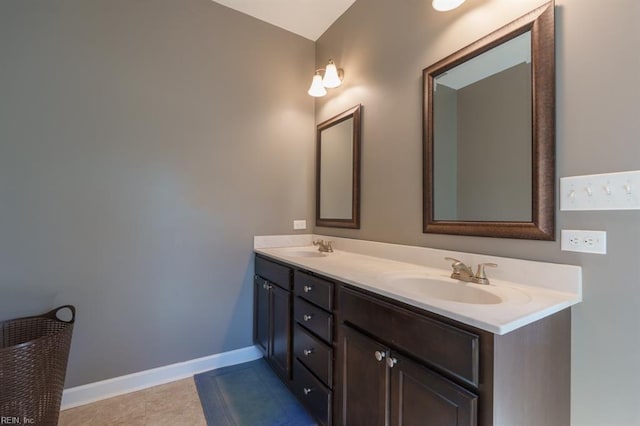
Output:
308 59 344 97
432 0 466 12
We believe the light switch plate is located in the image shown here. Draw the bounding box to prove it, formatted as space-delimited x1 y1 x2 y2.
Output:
293 220 307 230
561 230 607 254
560 170 640 211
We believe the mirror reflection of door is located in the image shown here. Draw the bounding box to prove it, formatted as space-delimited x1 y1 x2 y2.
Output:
433 32 532 222
320 118 354 219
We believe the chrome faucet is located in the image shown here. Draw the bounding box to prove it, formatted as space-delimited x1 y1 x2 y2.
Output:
472 263 498 285
313 239 334 253
445 257 474 281
445 257 497 285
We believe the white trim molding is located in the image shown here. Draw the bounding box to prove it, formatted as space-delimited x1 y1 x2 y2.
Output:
61 345 262 410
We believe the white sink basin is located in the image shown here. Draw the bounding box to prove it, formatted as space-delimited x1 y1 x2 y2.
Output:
279 247 328 258
385 274 503 305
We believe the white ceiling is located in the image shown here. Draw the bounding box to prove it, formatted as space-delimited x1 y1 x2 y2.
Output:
435 32 531 90
212 0 356 41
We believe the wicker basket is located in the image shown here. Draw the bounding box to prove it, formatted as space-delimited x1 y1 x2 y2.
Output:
0 305 76 426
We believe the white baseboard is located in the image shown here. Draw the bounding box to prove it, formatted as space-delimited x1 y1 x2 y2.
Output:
61 345 262 410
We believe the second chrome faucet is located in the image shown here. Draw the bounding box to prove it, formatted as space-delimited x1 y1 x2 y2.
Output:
444 257 497 285
313 239 334 253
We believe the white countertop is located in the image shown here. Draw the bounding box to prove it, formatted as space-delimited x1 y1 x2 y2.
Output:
254 235 582 335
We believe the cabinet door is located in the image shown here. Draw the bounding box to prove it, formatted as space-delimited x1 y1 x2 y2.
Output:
253 275 269 356
389 353 477 426
338 325 388 426
270 283 292 380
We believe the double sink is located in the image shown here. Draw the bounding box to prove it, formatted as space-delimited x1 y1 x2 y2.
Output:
276 246 527 306
256 240 581 334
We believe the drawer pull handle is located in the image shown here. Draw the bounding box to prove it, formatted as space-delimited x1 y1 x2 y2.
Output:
303 314 313 321
303 348 314 356
374 351 386 362
303 387 314 395
386 357 398 368
303 285 313 293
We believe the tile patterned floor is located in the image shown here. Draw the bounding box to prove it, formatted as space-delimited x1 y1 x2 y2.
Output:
58 378 206 426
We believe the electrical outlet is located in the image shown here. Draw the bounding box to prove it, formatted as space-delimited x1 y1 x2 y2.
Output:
561 230 607 254
293 220 307 230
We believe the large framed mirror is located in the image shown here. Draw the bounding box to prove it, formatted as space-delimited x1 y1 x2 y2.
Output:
316 104 362 228
423 2 555 240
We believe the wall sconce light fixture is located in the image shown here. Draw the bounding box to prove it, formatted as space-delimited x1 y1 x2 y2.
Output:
308 59 344 97
432 0 466 12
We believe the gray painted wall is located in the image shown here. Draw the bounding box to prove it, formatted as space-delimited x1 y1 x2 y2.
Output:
0 0 315 387
433 84 458 219
315 0 640 425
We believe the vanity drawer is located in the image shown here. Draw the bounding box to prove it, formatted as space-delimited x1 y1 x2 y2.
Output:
295 297 333 343
294 324 333 387
294 270 333 310
339 286 480 387
293 359 332 426
255 256 291 290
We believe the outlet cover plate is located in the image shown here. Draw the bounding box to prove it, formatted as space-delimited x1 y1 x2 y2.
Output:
293 220 307 230
561 229 607 254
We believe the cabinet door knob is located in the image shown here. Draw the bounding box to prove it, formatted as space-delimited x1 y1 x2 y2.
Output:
303 285 313 293
386 357 398 368
303 387 313 395
374 351 386 362
303 348 314 356
303 314 313 321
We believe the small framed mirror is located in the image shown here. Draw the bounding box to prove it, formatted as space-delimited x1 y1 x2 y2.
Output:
423 2 555 240
316 104 362 228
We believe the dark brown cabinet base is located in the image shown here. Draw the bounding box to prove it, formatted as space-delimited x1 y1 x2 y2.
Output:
336 285 570 426
292 270 335 425
292 359 332 425
338 325 390 426
253 256 293 382
390 351 477 426
338 324 477 426
254 254 571 426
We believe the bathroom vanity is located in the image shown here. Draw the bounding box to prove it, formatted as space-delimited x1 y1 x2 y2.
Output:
253 235 581 426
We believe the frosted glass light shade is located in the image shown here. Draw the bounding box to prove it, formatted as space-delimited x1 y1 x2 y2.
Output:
432 0 466 11
308 73 327 97
322 61 342 89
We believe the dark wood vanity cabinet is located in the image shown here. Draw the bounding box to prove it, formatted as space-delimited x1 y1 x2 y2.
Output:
337 287 478 426
291 270 335 426
338 325 388 425
339 325 477 426
254 254 571 426
389 351 477 426
253 256 293 382
336 285 571 426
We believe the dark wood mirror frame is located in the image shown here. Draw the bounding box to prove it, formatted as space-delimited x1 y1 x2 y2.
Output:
423 2 555 240
316 104 362 229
